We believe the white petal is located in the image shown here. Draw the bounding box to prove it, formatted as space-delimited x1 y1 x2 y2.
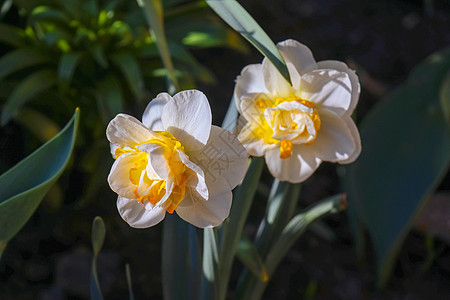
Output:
299 69 352 117
310 111 359 162
233 64 267 113
117 196 166 228
176 150 209 204
106 113 155 147
190 126 249 190
277 39 318 89
265 146 321 183
108 153 140 199
239 94 267 124
176 189 232 228
262 57 295 97
110 143 119 158
142 92 171 131
161 90 212 151
237 122 277 156
317 60 360 117
136 142 170 180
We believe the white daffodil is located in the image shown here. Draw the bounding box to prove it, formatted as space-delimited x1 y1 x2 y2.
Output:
234 39 361 183
107 90 248 228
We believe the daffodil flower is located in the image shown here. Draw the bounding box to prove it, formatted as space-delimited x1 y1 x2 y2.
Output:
107 90 248 228
234 39 361 183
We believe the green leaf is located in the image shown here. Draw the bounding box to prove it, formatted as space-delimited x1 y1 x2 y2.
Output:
95 75 124 121
0 48 49 81
168 42 216 85
0 23 26 47
343 49 450 289
90 216 105 300
137 0 180 92
162 215 199 300
217 157 264 298
206 0 291 84
0 109 79 258
236 234 268 283
111 52 144 100
254 180 301 257
91 216 106 256
125 263 135 300
1 69 57 125
57 51 82 88
90 44 109 68
221 96 239 132
242 194 346 300
201 227 219 300
0 0 13 20
29 6 71 25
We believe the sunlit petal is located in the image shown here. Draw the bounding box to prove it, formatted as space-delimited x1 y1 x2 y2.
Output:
142 92 171 131
117 196 167 228
162 90 212 151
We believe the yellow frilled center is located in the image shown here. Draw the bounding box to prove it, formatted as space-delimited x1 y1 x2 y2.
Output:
115 131 187 214
253 96 321 159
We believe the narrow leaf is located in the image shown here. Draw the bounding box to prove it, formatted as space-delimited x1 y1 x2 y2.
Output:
201 227 219 300
95 75 124 121
206 0 290 84
236 234 268 283
0 23 26 47
0 109 79 259
111 52 144 100
125 264 135 300
221 96 239 132
29 6 71 25
58 51 82 87
243 194 346 300
91 216 106 256
90 44 109 68
218 157 264 298
90 216 105 300
162 215 198 300
0 48 49 81
1 69 57 125
137 0 180 92
254 180 301 257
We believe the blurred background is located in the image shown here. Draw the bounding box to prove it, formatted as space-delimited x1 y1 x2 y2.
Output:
0 0 449 299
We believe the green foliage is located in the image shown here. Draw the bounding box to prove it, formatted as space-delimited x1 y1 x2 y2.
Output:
236 194 346 300
342 48 450 289
0 0 248 208
236 235 268 283
0 109 79 259
90 216 106 300
206 0 291 84
162 215 201 300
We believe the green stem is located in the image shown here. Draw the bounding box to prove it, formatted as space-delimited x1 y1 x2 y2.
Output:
246 194 346 299
217 157 265 300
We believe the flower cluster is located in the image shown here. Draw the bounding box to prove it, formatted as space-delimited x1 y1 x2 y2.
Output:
234 39 361 183
106 39 362 228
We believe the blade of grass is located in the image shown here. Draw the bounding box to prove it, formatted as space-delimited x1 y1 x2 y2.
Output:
217 157 264 300
137 0 179 93
206 0 291 84
242 194 347 300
